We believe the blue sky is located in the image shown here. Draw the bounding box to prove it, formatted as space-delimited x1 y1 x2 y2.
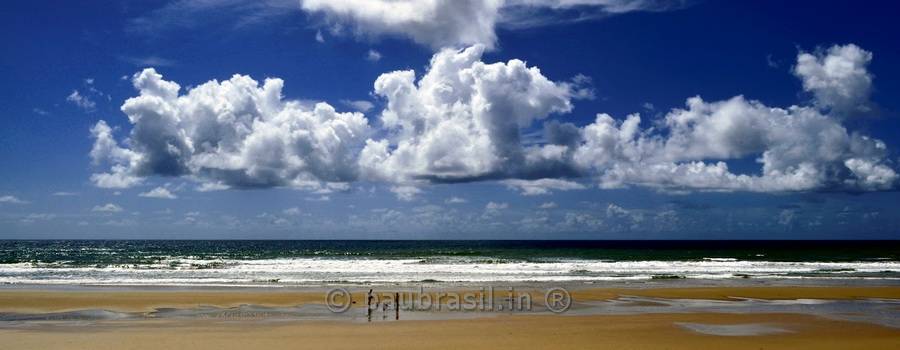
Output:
2 0 900 239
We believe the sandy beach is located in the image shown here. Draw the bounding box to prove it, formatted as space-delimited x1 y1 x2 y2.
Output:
1 285 898 349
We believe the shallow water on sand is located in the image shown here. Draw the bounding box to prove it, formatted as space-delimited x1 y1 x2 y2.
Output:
2 295 898 329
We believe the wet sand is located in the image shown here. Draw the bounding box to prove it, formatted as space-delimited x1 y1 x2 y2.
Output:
2 285 899 313
1 285 898 349
569 285 900 301
0 289 327 313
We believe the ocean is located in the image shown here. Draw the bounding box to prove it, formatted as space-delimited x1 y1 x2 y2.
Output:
0 240 898 286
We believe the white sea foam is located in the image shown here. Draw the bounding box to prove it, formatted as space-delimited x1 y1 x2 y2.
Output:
0 258 897 286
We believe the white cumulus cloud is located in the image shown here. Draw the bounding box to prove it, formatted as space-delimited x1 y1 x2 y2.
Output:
485 201 509 210
390 185 422 201
571 93 896 192
67 90 96 111
794 44 873 116
445 196 468 204
90 68 370 191
501 178 586 195
358 45 583 183
366 49 382 62
341 99 375 113
92 203 124 213
539 201 558 209
139 186 178 199
0 195 28 204
283 207 302 216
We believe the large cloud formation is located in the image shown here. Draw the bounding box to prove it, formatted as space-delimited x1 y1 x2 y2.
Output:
90 69 369 190
300 0 681 50
572 96 895 191
563 44 893 192
91 44 897 195
358 45 584 183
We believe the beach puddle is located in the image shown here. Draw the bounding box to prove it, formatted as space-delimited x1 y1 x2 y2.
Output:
675 322 792 336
